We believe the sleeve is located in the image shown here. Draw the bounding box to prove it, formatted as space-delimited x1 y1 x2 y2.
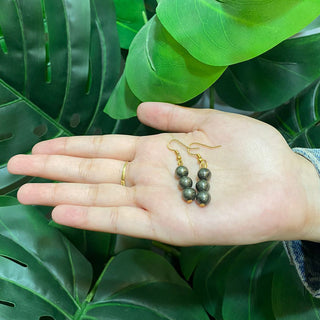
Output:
284 148 320 297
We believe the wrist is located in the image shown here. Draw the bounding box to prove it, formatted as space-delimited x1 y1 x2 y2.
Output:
294 152 320 242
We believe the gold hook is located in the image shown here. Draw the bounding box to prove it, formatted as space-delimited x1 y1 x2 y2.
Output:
167 139 198 166
189 142 222 151
167 139 191 151
187 142 221 168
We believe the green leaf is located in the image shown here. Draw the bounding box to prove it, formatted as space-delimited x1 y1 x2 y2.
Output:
157 0 320 66
179 246 212 281
272 252 320 319
0 0 121 133
125 16 225 105
0 196 93 319
193 245 244 319
114 0 147 49
0 200 209 319
104 73 142 119
215 29 320 111
50 221 116 278
221 242 282 320
87 249 210 320
112 235 152 255
0 196 19 206
0 79 70 195
258 79 320 148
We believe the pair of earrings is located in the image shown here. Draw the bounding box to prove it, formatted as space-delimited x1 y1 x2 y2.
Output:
168 139 221 207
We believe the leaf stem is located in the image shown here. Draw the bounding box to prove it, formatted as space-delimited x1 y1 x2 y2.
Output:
85 256 115 303
142 10 148 24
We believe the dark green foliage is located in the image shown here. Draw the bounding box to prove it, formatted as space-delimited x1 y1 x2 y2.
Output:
259 79 320 148
0 197 209 319
181 242 320 320
215 18 320 111
1 1 320 319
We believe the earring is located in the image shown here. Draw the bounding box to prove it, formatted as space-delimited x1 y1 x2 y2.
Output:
167 139 197 203
188 142 221 207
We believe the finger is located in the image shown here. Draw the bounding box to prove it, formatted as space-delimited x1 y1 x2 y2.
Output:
17 183 138 207
137 102 215 133
8 154 128 184
52 205 158 240
32 134 138 160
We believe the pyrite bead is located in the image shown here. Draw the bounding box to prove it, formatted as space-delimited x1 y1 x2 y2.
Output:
175 166 189 178
196 191 211 207
198 168 211 181
179 176 193 189
182 188 196 203
196 179 210 192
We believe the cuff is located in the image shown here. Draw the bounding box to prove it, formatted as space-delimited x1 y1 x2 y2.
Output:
283 148 320 297
283 240 320 297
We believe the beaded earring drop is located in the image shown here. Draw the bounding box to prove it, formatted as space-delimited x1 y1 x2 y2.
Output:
188 143 221 207
167 139 197 203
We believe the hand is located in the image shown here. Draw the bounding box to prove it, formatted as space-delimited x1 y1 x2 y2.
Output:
7 102 320 246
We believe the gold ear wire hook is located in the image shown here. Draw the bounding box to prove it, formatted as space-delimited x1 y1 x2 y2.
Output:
189 142 222 149
167 139 198 166
167 139 192 151
187 142 221 168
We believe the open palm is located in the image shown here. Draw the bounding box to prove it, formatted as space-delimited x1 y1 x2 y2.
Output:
8 102 319 245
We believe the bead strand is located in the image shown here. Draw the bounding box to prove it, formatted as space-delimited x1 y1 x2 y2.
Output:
195 167 211 207
175 166 196 203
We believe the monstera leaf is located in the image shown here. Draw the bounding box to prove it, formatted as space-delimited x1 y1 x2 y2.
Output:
0 196 93 319
258 79 320 148
0 0 123 134
0 196 209 320
156 0 320 66
180 242 320 320
215 18 320 111
0 79 70 195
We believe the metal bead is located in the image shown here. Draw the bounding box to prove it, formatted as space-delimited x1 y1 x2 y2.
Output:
198 168 211 181
179 176 193 189
182 188 196 203
196 191 211 207
175 166 189 178
196 179 210 192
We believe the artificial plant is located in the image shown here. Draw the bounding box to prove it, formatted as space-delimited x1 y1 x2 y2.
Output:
1 0 320 319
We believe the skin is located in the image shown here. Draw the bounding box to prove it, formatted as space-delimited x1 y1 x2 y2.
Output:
7 102 320 246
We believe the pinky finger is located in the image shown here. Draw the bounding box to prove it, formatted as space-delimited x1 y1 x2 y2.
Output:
52 205 156 240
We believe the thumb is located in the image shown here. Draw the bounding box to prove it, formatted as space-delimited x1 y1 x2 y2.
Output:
137 102 213 133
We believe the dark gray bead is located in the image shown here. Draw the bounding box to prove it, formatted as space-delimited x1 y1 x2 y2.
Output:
179 176 193 189
182 188 196 203
196 191 211 207
175 166 189 178
198 168 211 181
196 179 210 192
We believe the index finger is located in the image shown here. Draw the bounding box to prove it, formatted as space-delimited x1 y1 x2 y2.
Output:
31 134 139 160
